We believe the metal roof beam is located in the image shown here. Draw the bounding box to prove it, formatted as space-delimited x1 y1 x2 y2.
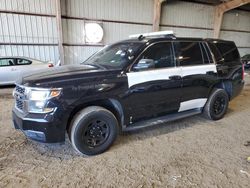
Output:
218 0 250 12
213 0 250 38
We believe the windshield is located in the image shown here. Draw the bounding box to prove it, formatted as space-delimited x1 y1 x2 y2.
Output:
82 42 144 69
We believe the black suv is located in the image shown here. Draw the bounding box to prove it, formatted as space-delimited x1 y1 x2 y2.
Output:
12 32 244 155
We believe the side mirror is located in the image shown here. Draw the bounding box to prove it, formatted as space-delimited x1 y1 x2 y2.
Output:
133 59 155 71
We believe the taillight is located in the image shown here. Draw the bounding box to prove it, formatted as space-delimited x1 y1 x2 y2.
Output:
48 63 54 67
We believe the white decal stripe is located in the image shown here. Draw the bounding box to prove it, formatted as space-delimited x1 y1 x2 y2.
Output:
127 67 181 88
181 64 217 77
178 98 207 112
127 64 217 88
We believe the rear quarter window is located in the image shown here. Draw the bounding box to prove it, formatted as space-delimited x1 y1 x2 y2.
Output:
17 59 32 65
214 42 240 65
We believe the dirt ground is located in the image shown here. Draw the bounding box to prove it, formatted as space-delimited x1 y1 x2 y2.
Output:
0 75 250 188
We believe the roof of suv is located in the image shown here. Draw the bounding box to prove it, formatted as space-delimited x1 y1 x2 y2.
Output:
121 36 233 44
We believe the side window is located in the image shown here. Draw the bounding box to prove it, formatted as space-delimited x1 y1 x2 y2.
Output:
134 42 175 70
0 59 15 67
175 42 203 66
208 43 223 63
17 59 32 65
214 42 240 63
200 42 213 64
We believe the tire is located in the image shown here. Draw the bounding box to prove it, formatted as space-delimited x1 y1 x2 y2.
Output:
69 106 119 156
203 88 229 120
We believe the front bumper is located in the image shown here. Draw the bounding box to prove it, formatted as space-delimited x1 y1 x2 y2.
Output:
12 107 66 143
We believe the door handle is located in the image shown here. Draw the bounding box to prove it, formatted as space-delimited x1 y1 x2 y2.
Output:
11 68 17 71
169 75 181 80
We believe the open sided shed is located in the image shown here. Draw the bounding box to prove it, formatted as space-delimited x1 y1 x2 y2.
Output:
0 0 249 65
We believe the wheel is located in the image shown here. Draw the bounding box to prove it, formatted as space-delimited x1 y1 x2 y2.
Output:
69 106 119 156
203 88 229 120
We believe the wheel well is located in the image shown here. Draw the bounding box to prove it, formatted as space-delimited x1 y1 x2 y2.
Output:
66 99 124 132
212 81 232 100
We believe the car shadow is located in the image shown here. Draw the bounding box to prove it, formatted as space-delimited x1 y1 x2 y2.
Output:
29 115 208 159
113 114 211 147
32 110 237 159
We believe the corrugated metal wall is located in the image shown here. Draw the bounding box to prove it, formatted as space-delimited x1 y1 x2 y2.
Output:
161 1 250 56
161 2 213 39
0 0 59 62
0 0 249 64
61 0 153 64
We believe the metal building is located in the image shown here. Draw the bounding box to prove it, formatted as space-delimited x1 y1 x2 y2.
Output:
0 0 249 64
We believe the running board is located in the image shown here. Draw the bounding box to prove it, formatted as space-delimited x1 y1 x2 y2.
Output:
123 109 202 132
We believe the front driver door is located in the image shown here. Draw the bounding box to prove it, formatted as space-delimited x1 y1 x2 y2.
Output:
125 42 182 123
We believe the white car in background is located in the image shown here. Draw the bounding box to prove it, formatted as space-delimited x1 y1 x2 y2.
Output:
0 57 55 86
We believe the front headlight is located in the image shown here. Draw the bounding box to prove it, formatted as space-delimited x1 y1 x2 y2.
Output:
29 90 50 100
26 88 61 113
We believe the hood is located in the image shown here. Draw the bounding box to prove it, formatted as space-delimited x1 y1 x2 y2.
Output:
18 64 109 87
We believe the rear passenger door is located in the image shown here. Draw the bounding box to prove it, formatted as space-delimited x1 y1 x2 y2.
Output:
174 41 217 112
126 42 182 122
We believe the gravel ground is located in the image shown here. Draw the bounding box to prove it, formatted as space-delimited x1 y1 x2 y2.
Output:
0 76 250 188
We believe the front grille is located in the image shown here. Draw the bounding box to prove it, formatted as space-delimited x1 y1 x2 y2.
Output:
14 85 26 112
15 85 25 94
16 98 24 110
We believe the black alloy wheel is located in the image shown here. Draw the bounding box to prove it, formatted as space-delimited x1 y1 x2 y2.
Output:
69 106 119 156
82 119 110 148
212 96 226 115
203 88 229 120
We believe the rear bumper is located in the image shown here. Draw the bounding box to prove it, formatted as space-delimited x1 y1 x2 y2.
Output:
12 108 66 143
